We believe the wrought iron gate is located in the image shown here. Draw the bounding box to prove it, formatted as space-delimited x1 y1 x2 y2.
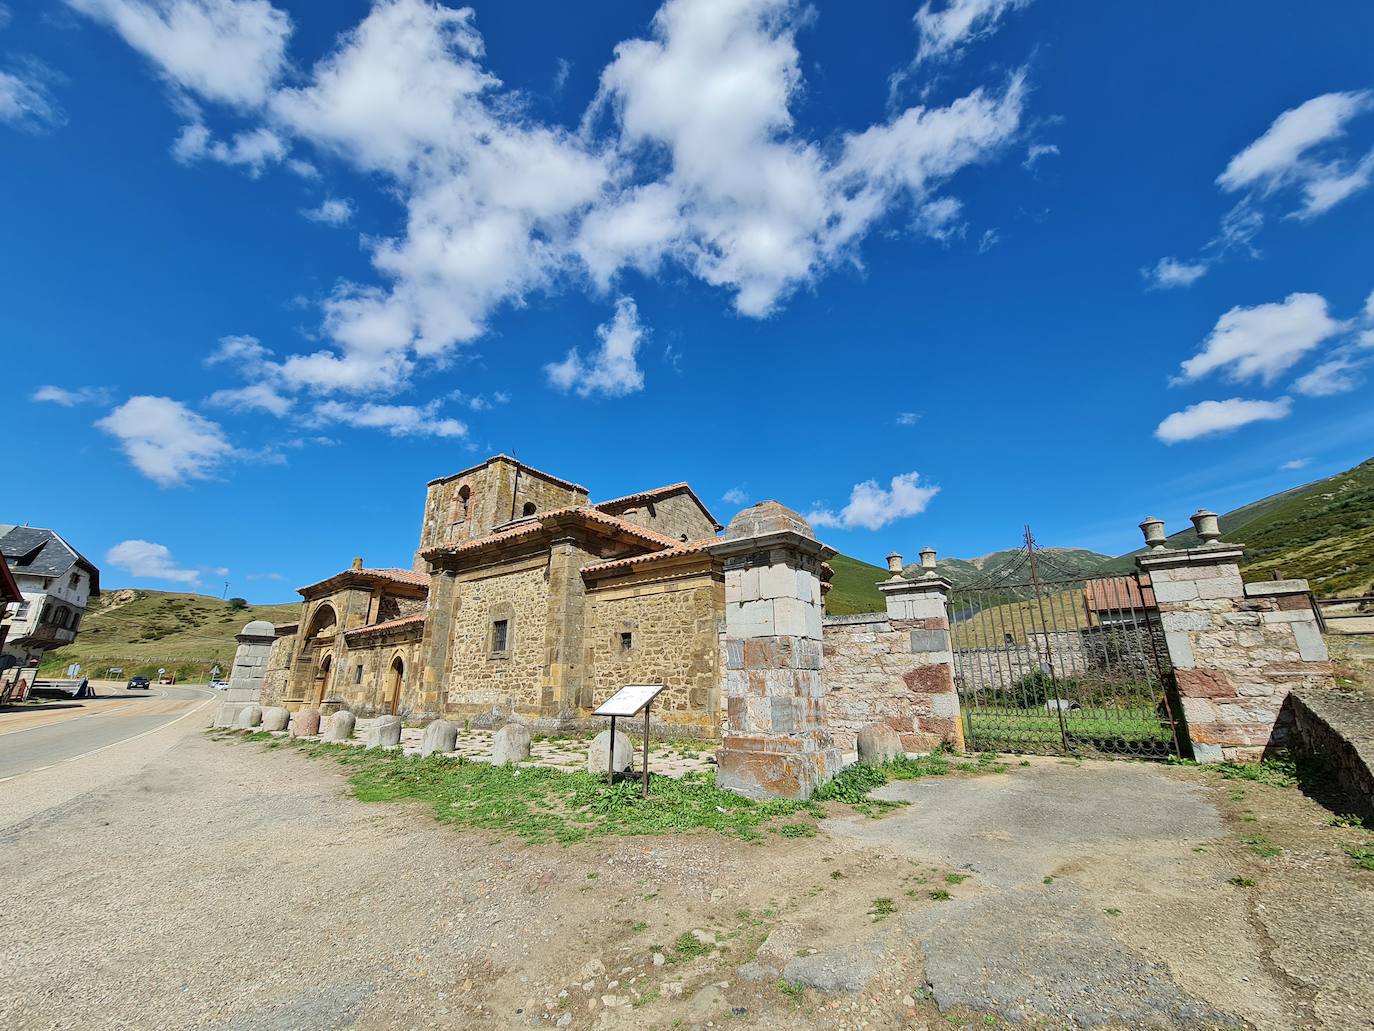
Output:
950 529 1182 758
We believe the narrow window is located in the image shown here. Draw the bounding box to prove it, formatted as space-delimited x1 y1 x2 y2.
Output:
620 631 633 652
492 619 509 653
69 572 80 589
69 613 80 632
354 664 363 684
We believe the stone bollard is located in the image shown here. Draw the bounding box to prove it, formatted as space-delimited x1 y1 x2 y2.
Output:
291 708 321 738
587 728 634 775
213 704 237 729
420 719 458 757
233 704 262 730
261 706 290 732
856 723 902 765
492 723 532 765
323 710 356 743
366 714 403 749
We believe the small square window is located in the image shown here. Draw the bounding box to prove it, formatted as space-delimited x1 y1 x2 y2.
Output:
619 631 633 652
492 619 509 653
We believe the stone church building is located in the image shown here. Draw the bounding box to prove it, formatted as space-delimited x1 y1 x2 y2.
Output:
260 455 732 733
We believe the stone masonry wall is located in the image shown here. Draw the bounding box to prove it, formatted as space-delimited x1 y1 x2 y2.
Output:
1143 548 1335 761
1286 687 1374 820
609 494 717 543
823 614 964 753
584 569 723 733
259 633 295 708
328 635 425 718
443 560 548 718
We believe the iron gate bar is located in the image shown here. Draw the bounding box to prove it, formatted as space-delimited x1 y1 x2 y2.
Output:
950 530 1181 759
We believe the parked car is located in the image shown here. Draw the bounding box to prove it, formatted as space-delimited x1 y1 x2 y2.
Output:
209 679 230 691
127 676 150 690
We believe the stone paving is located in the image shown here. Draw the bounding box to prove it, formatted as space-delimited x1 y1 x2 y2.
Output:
276 720 723 779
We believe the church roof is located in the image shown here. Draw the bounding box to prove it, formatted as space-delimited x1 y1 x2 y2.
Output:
420 505 684 561
594 482 723 531
427 454 589 493
297 566 429 598
344 612 427 641
581 537 720 578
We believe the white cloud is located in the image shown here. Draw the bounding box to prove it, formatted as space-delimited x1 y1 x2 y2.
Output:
77 0 1032 406
105 538 201 584
171 121 286 175
1154 397 1292 445
32 384 112 406
1279 458 1310 471
1217 90 1373 195
1175 292 1342 386
205 382 291 416
1292 355 1366 397
246 571 285 581
913 0 1031 64
1150 90 1374 283
1144 256 1208 290
895 411 921 425
546 296 646 398
808 472 940 531
205 333 271 369
1022 142 1057 169
95 395 236 486
721 487 749 505
300 197 354 225
0 4 11 31
311 399 466 438
0 60 65 131
65 0 291 106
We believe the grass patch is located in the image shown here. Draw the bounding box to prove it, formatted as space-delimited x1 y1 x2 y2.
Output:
1229 875 1257 888
232 734 820 845
964 706 1174 751
868 897 897 921
944 872 970 884
1243 835 1281 858
928 889 952 901
1329 813 1367 829
778 979 806 1003
672 932 710 961
774 823 817 838
1348 847 1374 871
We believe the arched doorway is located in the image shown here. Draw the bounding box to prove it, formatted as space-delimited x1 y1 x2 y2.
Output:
386 656 405 715
315 653 333 706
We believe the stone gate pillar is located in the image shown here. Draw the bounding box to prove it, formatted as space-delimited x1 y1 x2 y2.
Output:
710 502 840 800
877 548 966 752
1137 510 1335 762
216 620 277 727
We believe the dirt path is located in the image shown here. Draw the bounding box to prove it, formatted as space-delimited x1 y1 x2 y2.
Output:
0 736 1369 1030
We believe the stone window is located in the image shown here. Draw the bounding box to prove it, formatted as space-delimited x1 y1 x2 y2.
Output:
522 501 537 517
491 618 510 654
354 664 363 684
620 631 634 652
457 485 472 520
69 572 80 589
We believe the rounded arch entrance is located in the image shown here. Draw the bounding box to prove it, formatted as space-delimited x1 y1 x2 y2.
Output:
305 602 338 639
386 654 405 715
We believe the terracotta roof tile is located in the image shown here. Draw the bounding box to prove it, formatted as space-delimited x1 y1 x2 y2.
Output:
297 566 429 595
344 612 427 639
581 537 719 576
594 482 722 531
1084 576 1156 612
422 505 682 560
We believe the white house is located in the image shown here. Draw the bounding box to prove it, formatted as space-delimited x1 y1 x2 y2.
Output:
0 525 101 669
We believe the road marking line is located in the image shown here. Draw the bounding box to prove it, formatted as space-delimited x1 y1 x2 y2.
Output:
0 689 217 785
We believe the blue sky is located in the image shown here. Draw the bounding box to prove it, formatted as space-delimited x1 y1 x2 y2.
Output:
4 0 1373 600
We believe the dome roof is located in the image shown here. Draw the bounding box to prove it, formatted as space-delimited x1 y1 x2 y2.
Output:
239 619 277 637
722 500 816 541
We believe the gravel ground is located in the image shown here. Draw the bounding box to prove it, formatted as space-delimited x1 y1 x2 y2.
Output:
1 727 1370 1030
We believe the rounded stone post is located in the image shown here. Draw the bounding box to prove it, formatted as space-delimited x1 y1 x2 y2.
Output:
885 552 903 576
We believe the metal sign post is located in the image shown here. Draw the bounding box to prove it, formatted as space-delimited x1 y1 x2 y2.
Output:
593 684 667 798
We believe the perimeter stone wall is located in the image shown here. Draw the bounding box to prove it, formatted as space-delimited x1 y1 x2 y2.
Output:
822 613 964 753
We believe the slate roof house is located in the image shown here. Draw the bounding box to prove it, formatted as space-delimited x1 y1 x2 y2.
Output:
0 525 101 667
259 455 733 733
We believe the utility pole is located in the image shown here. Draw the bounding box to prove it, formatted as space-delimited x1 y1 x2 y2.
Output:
222 580 229 600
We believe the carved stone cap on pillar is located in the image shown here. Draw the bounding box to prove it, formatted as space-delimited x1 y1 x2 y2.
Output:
1136 543 1244 572
710 501 837 562
236 619 278 644
1138 516 1167 550
886 552 903 576
1190 509 1222 545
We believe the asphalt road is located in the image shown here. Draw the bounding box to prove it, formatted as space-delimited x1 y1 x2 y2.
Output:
0 684 216 782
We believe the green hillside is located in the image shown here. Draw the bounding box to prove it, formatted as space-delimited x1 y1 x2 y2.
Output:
1106 457 1374 596
824 553 890 615
39 589 300 681
908 547 1112 586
